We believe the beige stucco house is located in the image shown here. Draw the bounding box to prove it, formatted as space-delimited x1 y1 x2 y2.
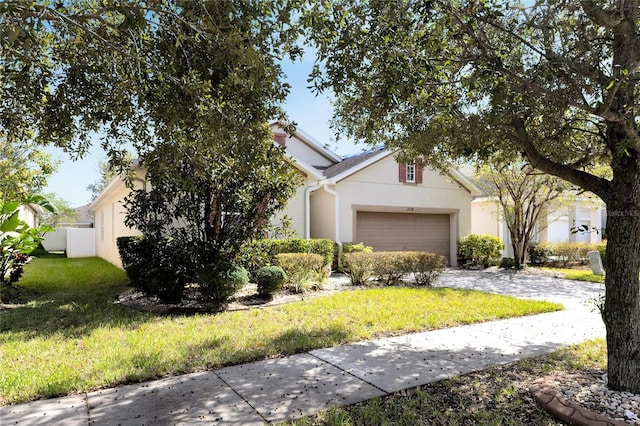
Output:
89 123 480 268
471 195 605 258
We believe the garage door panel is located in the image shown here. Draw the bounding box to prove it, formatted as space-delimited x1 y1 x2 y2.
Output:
356 211 450 262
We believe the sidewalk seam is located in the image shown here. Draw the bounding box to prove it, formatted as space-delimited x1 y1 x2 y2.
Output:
213 371 268 424
307 352 390 396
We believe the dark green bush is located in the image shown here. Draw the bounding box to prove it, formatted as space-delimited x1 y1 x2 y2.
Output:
458 234 503 268
344 251 375 286
197 263 248 305
275 253 326 293
117 236 158 293
499 257 516 269
147 266 184 303
413 252 447 286
527 242 553 265
254 265 287 299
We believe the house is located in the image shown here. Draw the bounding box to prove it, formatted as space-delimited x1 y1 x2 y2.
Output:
89 124 480 268
17 203 41 228
471 194 605 258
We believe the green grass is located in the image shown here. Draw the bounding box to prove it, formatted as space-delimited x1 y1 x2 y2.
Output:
287 338 607 426
1 255 562 405
540 267 605 283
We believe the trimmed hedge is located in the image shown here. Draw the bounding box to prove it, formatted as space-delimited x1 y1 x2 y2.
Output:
240 238 334 273
336 242 373 271
346 251 446 287
275 253 327 293
458 234 503 268
527 241 607 267
343 251 375 286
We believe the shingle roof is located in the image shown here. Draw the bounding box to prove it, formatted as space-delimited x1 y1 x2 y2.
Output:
323 148 385 179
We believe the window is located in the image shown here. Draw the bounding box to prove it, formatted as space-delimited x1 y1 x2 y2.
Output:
399 160 423 184
406 162 416 183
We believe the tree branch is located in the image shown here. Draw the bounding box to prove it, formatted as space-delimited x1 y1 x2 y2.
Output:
510 115 610 200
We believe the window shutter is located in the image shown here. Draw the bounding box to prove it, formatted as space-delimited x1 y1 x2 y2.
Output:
416 159 423 184
273 133 286 146
399 162 407 183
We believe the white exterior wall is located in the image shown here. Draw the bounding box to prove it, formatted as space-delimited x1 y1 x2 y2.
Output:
334 156 473 243
18 205 39 228
271 178 310 238
90 176 144 268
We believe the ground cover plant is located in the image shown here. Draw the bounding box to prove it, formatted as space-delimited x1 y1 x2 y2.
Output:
287 339 607 426
0 255 561 405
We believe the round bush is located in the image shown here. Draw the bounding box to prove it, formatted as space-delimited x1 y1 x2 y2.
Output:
254 266 287 299
197 263 248 305
147 266 184 303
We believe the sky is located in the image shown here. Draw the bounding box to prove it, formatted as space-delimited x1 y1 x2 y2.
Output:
42 52 364 208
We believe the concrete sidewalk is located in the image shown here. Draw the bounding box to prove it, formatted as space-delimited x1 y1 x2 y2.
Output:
0 270 606 425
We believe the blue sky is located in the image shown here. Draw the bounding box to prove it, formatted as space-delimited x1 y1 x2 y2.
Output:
43 53 365 208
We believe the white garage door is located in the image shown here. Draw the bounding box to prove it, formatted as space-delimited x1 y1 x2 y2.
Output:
356 211 451 262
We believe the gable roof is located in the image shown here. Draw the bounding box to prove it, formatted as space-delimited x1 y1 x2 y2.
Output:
323 147 386 179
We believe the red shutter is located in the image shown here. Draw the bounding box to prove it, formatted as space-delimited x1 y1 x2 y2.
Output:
273 133 286 146
399 162 407 182
416 158 423 184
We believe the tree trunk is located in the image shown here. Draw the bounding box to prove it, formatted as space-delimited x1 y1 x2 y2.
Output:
602 160 640 393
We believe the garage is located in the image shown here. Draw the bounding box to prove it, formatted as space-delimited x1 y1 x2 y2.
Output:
355 211 452 262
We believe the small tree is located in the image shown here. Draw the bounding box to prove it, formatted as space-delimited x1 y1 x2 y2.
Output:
476 163 569 269
38 192 77 228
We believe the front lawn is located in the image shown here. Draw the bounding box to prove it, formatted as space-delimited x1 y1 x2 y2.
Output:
540 267 605 283
1 255 561 405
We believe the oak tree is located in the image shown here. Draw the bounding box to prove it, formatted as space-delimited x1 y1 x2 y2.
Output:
306 0 640 391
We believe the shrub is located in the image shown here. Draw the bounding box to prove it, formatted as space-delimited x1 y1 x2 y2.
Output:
458 234 503 268
275 253 326 293
527 242 553 265
337 242 373 271
413 252 447 286
117 236 157 293
197 263 248 305
147 266 184 303
553 242 593 266
499 257 516 269
344 251 375 286
254 266 287 299
371 252 413 285
239 238 334 273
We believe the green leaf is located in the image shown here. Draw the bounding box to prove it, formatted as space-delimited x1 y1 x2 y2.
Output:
605 80 615 90
1 211 21 233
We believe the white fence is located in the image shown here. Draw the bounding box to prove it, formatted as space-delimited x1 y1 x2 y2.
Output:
42 228 96 258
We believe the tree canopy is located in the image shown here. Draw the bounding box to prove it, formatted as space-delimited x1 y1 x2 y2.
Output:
304 0 640 392
0 138 57 202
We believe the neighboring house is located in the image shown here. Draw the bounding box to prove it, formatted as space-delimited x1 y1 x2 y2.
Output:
471 194 605 258
17 203 41 228
90 123 480 268
73 204 95 227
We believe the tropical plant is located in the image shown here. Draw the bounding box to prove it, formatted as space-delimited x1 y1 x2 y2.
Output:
0 195 56 287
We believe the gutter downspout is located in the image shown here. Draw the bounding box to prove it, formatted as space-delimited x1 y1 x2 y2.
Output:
323 183 343 270
304 182 323 239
